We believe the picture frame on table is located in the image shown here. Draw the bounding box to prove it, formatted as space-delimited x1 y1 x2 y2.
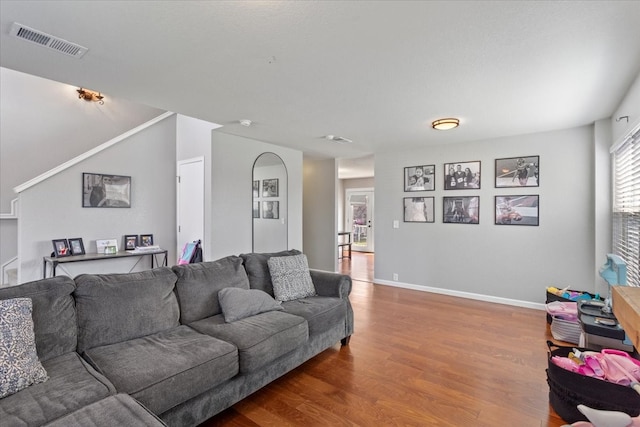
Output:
404 165 435 192
444 161 481 190
68 238 85 256
403 197 435 223
495 156 539 188
495 195 539 226
262 179 278 197
139 234 154 247
52 239 71 257
443 196 480 224
124 235 139 250
82 173 131 208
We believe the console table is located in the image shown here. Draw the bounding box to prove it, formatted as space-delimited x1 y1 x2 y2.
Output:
338 231 352 259
43 249 168 278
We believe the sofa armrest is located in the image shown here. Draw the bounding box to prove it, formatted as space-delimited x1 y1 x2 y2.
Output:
309 269 352 299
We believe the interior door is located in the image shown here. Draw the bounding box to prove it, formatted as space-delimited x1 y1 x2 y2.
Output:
346 189 374 252
177 157 204 257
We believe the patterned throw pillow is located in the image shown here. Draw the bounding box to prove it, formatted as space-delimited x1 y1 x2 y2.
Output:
0 298 48 398
267 254 316 302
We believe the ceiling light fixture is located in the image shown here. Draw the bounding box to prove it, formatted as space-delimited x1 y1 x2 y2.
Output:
325 135 353 144
239 119 252 127
432 118 459 130
77 88 104 104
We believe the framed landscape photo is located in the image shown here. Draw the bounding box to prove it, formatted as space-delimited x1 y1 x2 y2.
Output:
443 196 480 224
495 195 539 226
444 161 481 190
253 201 260 218
495 156 539 188
403 197 435 223
68 238 85 256
52 239 71 257
263 201 279 219
262 179 278 197
82 173 131 208
404 165 435 192
253 181 259 198
124 235 138 250
140 234 154 247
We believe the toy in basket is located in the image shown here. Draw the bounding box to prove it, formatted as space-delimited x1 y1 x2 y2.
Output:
546 301 581 344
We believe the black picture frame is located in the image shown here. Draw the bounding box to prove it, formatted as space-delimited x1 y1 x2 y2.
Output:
444 161 481 190
253 181 259 198
495 195 539 226
262 179 279 197
124 235 139 250
262 201 279 219
403 197 435 223
495 156 539 188
52 239 71 257
139 234 154 247
404 165 435 192
82 173 131 208
253 201 260 218
443 196 480 224
68 238 85 256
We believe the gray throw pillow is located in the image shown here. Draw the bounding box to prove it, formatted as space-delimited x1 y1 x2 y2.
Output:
0 298 48 398
218 288 283 322
267 254 316 302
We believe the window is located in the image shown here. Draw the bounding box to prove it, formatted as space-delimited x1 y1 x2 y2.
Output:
612 125 640 286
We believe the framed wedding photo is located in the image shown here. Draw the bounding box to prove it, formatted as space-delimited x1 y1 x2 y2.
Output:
403 197 435 223
262 179 278 197
444 161 481 190
495 156 539 188
495 195 539 226
68 238 85 256
443 196 480 224
52 239 71 257
82 173 131 208
124 235 139 250
404 165 435 192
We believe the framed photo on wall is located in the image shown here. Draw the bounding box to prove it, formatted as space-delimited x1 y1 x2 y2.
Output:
263 201 279 219
444 161 481 190
403 197 435 223
495 195 539 226
68 238 85 256
495 156 539 187
443 196 479 224
52 239 71 257
404 165 435 191
82 173 131 208
253 201 260 218
262 179 278 197
253 181 259 198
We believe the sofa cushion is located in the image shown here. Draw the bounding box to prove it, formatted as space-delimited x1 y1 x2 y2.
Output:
172 255 250 323
0 352 116 427
0 276 77 362
43 394 167 427
74 268 179 353
282 296 348 337
240 250 301 296
83 325 238 415
189 311 308 374
268 254 316 302
0 298 49 398
218 288 283 322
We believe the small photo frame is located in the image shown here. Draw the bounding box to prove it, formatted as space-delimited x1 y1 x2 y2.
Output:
443 196 480 224
253 181 259 198
263 201 279 219
124 235 139 250
139 234 154 247
68 238 85 256
444 161 481 190
253 201 260 218
52 239 71 257
495 195 539 226
403 197 435 223
82 173 131 208
262 178 279 197
404 165 435 192
495 156 539 187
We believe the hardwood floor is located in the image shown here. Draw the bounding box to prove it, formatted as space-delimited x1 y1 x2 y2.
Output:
201 253 567 426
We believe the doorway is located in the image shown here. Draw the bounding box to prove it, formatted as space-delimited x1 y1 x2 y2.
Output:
345 189 374 252
177 157 204 256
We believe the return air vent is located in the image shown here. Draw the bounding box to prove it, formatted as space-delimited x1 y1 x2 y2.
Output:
9 22 88 58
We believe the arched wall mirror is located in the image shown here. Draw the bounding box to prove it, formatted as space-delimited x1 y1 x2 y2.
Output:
252 152 288 252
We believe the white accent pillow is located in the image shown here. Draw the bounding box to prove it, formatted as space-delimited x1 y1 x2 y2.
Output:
267 254 316 302
218 288 283 322
0 298 48 398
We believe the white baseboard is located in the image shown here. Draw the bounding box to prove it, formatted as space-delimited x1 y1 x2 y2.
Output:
374 278 546 311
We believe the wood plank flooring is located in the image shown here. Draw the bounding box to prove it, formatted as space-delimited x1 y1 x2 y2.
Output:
200 252 567 426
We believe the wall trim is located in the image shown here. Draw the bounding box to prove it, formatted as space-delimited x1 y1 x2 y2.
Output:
0 198 18 219
13 111 175 194
374 278 546 311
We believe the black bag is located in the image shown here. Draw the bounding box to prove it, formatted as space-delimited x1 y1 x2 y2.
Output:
189 240 202 263
546 341 640 423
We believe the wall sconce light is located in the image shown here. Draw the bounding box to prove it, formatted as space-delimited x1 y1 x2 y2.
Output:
77 88 104 104
432 118 460 130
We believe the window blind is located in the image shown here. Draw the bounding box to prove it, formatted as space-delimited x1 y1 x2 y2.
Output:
612 126 640 286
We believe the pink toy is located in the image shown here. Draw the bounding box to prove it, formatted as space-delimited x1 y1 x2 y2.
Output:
563 405 640 427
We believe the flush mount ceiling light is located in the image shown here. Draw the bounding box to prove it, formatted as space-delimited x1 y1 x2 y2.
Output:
77 88 104 104
239 119 252 127
432 118 460 130
325 135 353 144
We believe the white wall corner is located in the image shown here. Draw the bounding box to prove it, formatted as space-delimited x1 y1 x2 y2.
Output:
0 198 18 219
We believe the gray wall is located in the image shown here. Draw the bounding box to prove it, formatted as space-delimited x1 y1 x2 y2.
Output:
18 115 177 283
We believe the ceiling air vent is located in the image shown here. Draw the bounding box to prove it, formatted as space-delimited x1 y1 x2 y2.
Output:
9 22 88 58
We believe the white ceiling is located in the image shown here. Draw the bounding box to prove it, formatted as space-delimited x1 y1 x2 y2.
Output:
2 1 640 177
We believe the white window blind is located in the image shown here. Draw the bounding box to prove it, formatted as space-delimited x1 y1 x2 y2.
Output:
612 126 640 286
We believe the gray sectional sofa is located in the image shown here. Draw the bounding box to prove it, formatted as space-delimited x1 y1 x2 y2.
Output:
0 250 353 426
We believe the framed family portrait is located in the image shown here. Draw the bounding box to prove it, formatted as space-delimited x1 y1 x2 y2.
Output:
262 201 279 219
495 195 539 226
82 173 131 208
68 238 85 256
52 239 71 257
404 165 435 192
253 201 260 218
262 179 278 197
444 161 481 190
253 181 259 198
403 197 435 223
443 196 479 224
124 235 138 250
495 156 539 187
